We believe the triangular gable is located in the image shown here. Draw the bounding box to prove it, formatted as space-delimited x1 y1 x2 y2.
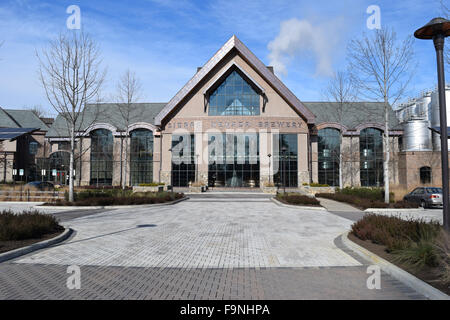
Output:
155 35 315 126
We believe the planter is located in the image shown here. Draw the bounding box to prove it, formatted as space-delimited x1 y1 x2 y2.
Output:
299 186 335 196
132 186 164 193
189 186 206 193
262 186 278 194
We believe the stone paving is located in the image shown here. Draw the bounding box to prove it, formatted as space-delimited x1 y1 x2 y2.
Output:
13 199 360 268
0 196 426 299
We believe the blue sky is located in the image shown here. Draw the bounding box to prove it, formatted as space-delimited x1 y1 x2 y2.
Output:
0 0 447 116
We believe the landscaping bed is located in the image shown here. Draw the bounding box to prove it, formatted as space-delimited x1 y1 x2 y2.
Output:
0 210 64 254
45 190 184 206
317 187 420 210
350 214 450 295
275 193 322 206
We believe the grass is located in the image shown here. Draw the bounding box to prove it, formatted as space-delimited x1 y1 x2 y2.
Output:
48 191 184 206
0 210 63 241
276 193 321 206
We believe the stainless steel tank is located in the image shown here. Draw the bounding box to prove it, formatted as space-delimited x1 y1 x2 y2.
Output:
430 87 450 151
402 118 432 151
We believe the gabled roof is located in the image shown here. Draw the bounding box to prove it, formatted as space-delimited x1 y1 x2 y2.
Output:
0 107 20 128
3 109 49 131
155 35 316 126
46 103 166 138
303 102 402 131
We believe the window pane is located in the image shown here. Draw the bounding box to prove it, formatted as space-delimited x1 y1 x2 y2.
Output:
208 70 260 116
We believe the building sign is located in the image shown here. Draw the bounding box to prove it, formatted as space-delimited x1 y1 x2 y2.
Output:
165 117 306 133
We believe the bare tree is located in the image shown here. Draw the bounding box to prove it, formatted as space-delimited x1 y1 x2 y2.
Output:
116 70 142 189
348 28 415 203
323 71 357 188
36 32 106 202
27 105 47 118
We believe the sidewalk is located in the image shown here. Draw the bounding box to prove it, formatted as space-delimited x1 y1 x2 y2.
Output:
317 197 361 212
316 197 366 222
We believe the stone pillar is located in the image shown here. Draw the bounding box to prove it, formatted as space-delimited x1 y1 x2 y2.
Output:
80 138 91 186
112 136 123 186
259 130 271 187
160 133 172 185
196 131 208 185
310 135 318 183
298 133 309 185
153 132 161 183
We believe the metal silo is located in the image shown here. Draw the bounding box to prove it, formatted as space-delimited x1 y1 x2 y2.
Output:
431 86 450 151
402 118 432 151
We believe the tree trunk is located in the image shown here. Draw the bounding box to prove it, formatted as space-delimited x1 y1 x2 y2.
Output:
339 132 343 189
123 133 128 189
384 99 390 203
69 125 75 202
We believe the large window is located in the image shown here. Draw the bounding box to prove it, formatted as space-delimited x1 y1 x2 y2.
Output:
318 128 340 186
208 133 259 187
273 134 298 188
208 70 260 116
360 128 384 187
130 129 153 185
90 129 113 185
171 134 195 187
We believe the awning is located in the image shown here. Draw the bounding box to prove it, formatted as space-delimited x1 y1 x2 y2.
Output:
0 127 39 141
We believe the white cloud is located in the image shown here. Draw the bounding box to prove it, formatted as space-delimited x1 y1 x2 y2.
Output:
268 17 344 77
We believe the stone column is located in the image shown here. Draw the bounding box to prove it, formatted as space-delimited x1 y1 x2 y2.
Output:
298 133 309 185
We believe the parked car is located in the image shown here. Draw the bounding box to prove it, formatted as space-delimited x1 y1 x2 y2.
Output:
403 187 444 208
24 181 55 191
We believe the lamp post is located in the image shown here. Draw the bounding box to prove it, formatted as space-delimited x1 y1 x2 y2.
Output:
267 153 272 185
415 17 450 231
168 148 173 193
281 146 287 194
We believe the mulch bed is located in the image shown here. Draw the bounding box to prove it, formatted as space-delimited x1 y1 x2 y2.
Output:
348 232 450 295
0 230 64 254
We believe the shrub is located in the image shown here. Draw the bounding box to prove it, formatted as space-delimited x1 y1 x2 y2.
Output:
0 210 63 241
276 193 321 206
338 187 394 202
138 183 165 187
52 191 183 206
351 214 441 252
309 183 329 187
316 192 419 210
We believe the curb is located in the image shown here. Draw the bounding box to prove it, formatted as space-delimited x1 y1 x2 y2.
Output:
364 208 424 213
341 231 449 300
271 197 326 211
33 196 189 210
0 228 73 264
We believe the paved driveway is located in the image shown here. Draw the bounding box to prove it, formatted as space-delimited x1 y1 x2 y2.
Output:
14 198 359 268
0 196 425 299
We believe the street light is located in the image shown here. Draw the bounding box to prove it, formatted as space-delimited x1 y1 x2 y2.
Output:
267 153 272 185
415 17 450 231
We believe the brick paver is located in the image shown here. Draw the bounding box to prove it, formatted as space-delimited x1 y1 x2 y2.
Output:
0 197 426 299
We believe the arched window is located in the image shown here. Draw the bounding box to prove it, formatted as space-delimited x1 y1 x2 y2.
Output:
208 70 260 116
130 129 153 185
360 128 384 187
318 128 340 186
420 166 432 184
90 129 113 185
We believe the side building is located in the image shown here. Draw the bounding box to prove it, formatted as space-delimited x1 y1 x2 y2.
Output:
0 108 50 182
